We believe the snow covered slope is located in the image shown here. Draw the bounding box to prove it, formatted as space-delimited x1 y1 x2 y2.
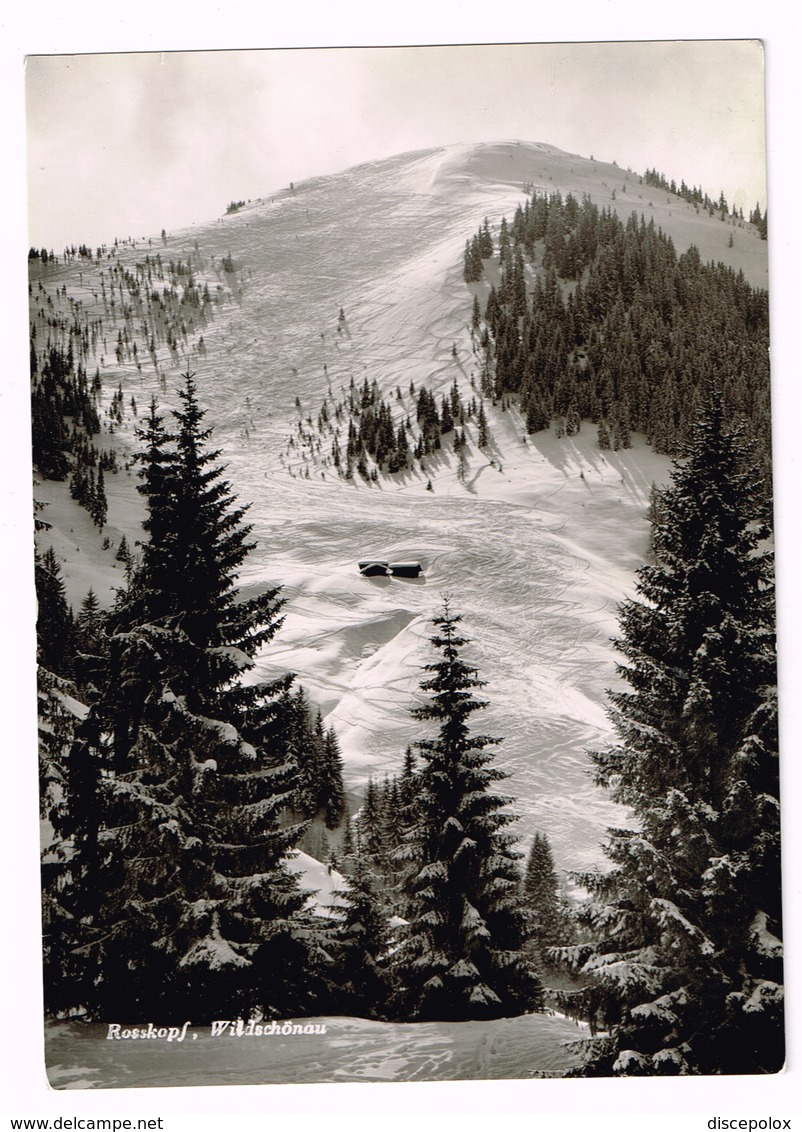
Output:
32 140 769 877
45 1009 584 1087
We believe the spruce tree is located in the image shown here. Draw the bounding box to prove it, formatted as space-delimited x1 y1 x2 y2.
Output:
379 777 404 865
356 777 386 868
135 373 284 704
397 746 419 832
331 855 394 1018
34 547 74 677
560 397 782 1075
91 465 108 527
391 599 543 1021
477 402 489 448
289 698 324 818
115 533 132 566
286 701 345 831
522 831 564 954
339 812 356 866
46 372 328 1023
39 666 88 1018
73 587 108 698
320 727 346 830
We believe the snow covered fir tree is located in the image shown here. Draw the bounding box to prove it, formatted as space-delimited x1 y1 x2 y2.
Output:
390 600 544 1021
42 373 335 1022
329 854 395 1019
555 396 783 1076
522 830 573 963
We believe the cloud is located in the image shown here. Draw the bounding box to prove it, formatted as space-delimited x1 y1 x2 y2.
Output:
25 43 767 249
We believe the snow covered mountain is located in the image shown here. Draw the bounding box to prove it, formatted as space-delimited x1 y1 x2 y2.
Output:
31 138 770 880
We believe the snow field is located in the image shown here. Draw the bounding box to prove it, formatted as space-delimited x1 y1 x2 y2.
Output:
34 140 765 879
45 1008 583 1088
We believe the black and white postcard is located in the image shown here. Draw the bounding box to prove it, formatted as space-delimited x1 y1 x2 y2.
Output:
17 36 794 1106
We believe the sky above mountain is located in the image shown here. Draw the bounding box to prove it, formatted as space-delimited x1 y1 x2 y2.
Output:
26 41 767 251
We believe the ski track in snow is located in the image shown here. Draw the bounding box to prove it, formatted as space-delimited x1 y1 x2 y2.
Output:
33 141 767 878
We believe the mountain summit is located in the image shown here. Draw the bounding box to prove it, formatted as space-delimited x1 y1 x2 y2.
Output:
30 140 769 873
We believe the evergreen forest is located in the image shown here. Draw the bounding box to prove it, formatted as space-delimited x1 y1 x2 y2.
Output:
277 186 771 512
